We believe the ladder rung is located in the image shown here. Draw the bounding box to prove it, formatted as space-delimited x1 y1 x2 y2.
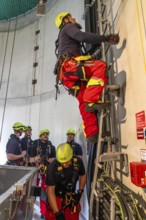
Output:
99 152 127 162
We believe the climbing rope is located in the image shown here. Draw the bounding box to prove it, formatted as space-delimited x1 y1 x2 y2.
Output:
0 19 11 90
0 17 18 143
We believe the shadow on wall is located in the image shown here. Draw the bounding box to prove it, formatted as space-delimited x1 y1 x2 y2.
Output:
113 39 127 125
116 70 127 124
114 39 127 60
108 38 127 150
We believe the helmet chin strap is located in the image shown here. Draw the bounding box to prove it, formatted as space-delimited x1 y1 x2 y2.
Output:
17 130 22 136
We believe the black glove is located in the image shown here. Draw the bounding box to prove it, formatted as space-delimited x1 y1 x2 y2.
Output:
72 190 83 205
106 34 120 45
55 211 65 220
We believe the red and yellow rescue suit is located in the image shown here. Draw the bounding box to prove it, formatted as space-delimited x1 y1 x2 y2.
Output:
58 55 107 138
46 197 81 220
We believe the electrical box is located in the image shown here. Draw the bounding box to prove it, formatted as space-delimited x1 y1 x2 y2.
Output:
130 162 146 187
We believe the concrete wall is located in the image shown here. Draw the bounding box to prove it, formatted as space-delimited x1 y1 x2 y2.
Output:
107 0 146 199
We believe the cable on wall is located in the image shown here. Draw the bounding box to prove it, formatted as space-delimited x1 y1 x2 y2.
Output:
0 19 11 90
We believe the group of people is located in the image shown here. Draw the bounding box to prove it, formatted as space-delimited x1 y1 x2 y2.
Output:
6 122 85 220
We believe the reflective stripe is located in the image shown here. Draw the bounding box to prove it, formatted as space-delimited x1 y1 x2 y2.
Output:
82 123 86 138
74 55 92 61
87 78 104 87
87 100 103 107
81 66 87 81
88 102 94 107
59 64 64 82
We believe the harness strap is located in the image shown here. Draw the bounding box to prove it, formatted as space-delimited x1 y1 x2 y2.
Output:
54 54 93 99
56 157 79 196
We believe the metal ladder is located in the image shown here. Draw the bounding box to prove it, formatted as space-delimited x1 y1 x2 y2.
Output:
89 1 128 219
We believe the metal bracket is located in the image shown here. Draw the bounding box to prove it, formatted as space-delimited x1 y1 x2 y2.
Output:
99 152 129 175
99 152 127 162
106 84 121 97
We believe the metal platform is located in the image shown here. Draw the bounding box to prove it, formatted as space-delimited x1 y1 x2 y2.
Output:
0 165 38 220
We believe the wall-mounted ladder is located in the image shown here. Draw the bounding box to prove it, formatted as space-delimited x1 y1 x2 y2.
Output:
89 0 129 219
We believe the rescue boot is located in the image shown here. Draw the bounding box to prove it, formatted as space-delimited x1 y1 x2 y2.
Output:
105 84 121 97
86 101 111 112
86 133 98 144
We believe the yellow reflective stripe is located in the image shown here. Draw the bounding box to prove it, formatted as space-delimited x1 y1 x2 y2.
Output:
82 123 86 138
72 86 80 96
88 102 94 107
74 55 92 61
87 78 104 87
81 66 87 80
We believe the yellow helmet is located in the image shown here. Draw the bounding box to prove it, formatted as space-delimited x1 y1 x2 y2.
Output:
66 128 76 135
13 122 25 131
56 143 73 163
39 129 50 136
55 12 70 29
24 126 32 131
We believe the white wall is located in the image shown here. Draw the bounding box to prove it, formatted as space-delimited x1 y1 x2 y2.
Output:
106 0 146 200
0 0 85 162
0 1 88 219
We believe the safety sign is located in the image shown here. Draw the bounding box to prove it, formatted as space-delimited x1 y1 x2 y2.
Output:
135 110 146 139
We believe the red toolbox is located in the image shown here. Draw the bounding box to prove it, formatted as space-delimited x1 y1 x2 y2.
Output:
130 162 146 187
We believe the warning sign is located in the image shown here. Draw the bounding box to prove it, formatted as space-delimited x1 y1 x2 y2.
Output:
136 111 146 139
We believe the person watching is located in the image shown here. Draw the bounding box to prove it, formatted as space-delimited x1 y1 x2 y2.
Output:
21 125 33 166
6 122 26 166
29 129 56 219
66 128 82 157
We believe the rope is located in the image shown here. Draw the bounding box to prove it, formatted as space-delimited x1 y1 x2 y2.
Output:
136 0 146 73
38 15 46 133
0 19 11 90
32 20 39 96
140 0 146 39
0 17 18 143
28 19 39 127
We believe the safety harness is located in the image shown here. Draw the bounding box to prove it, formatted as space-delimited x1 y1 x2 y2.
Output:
55 157 79 197
54 23 94 100
46 157 80 213
36 140 52 173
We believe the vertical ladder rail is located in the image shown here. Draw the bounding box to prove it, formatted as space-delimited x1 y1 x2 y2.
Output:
89 0 108 219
